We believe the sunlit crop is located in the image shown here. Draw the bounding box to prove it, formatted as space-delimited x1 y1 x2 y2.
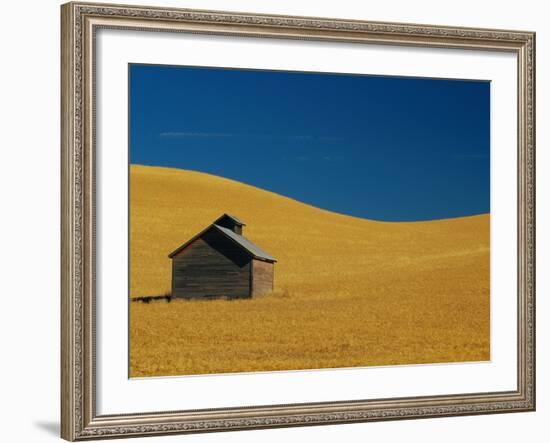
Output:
129 165 490 377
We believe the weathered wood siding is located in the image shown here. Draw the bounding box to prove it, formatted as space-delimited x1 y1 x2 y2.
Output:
251 259 274 296
171 228 252 299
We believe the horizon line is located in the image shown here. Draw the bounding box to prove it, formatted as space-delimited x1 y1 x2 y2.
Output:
130 163 490 224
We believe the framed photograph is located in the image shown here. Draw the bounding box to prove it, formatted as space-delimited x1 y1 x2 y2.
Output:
61 1 536 440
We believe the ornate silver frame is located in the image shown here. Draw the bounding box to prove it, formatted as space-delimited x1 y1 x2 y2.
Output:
61 2 536 440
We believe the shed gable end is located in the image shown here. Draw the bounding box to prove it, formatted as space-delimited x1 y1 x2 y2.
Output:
171 229 252 299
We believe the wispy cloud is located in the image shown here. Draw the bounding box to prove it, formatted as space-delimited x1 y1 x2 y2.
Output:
159 131 343 142
160 131 234 138
281 154 341 162
287 135 314 141
452 153 489 160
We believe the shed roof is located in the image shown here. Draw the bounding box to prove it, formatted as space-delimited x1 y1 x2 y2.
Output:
168 219 277 263
213 225 276 262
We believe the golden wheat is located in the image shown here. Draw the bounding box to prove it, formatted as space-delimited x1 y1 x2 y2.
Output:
129 165 489 377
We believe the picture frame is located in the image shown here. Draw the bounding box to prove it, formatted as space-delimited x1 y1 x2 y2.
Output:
61 1 536 440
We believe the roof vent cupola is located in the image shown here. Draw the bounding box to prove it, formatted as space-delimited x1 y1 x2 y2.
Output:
213 213 246 235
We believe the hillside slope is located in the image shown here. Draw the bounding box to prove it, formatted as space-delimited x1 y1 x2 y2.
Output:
130 165 490 376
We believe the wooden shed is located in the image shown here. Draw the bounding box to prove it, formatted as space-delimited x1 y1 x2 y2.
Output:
168 214 277 299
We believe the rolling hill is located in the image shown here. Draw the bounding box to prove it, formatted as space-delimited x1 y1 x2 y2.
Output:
129 165 490 377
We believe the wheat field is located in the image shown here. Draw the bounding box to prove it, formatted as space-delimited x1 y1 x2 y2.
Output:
129 165 490 377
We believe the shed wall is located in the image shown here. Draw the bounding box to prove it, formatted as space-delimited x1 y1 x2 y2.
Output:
171 229 252 299
251 259 274 296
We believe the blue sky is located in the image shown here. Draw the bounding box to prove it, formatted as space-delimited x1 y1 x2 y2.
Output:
129 64 490 221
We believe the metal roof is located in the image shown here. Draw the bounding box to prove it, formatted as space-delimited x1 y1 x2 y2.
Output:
168 215 276 262
213 225 277 262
